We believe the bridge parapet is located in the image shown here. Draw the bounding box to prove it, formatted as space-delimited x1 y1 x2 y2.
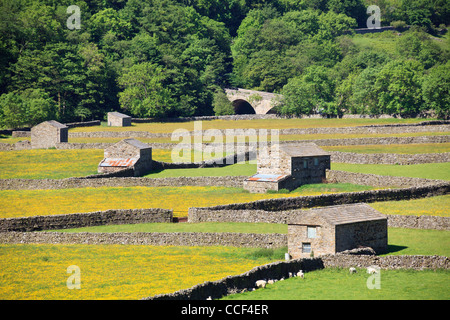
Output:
225 88 282 115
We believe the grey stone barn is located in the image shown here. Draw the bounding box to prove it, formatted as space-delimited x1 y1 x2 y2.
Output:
31 120 68 149
107 112 132 127
244 143 331 193
288 203 388 259
98 139 153 176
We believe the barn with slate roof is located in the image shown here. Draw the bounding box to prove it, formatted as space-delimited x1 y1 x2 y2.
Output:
31 120 68 149
288 203 388 259
107 112 132 127
244 143 331 193
98 139 153 176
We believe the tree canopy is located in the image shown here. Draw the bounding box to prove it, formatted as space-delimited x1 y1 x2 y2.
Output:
0 0 448 128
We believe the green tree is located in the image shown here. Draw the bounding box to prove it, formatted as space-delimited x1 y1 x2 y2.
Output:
118 62 175 118
0 89 56 128
212 89 234 115
280 65 335 115
375 60 425 117
422 62 450 118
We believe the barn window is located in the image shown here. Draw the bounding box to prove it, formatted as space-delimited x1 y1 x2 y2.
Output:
303 160 308 169
302 243 311 253
307 227 317 239
314 158 319 166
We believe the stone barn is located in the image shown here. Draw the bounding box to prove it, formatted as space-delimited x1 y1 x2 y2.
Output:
31 120 68 149
244 143 331 193
98 139 153 176
107 112 132 127
288 203 388 259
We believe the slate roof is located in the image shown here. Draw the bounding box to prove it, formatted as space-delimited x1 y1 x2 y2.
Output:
35 120 68 129
279 143 330 157
108 112 131 119
122 138 151 150
288 203 387 226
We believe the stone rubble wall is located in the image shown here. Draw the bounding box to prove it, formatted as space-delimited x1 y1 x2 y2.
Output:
0 176 248 191
0 231 287 249
0 208 173 232
188 182 450 213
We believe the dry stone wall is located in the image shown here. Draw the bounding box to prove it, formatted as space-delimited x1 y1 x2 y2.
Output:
0 176 248 191
0 208 173 232
0 231 287 249
188 208 449 230
188 182 450 213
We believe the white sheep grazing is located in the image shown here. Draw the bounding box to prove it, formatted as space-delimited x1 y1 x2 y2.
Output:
255 280 267 289
268 280 274 285
367 266 379 274
297 270 304 279
349 267 357 274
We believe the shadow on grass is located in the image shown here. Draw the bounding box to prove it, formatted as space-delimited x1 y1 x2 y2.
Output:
386 244 408 254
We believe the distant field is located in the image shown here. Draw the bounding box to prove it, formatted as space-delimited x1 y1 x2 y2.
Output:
331 162 450 180
0 183 376 219
68 118 429 134
0 244 281 300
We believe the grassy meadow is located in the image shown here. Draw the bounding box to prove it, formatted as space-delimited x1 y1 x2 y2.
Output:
0 244 283 300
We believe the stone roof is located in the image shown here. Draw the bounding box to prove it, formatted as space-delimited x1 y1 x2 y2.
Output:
34 120 68 129
108 112 131 119
121 138 151 150
288 203 387 226
279 143 330 157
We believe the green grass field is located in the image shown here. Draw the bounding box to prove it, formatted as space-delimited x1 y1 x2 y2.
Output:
221 267 450 300
331 162 450 180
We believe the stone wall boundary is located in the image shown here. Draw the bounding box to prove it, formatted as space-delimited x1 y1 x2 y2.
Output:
188 182 450 214
188 208 450 230
65 124 449 139
1 135 448 152
0 176 248 191
0 231 287 249
144 254 449 300
0 208 173 232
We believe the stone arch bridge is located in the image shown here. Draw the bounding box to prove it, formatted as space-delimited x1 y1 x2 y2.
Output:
225 88 282 115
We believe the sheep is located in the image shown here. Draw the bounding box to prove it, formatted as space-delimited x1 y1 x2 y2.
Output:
268 280 274 285
297 270 304 279
367 266 379 274
349 267 357 274
255 280 267 289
